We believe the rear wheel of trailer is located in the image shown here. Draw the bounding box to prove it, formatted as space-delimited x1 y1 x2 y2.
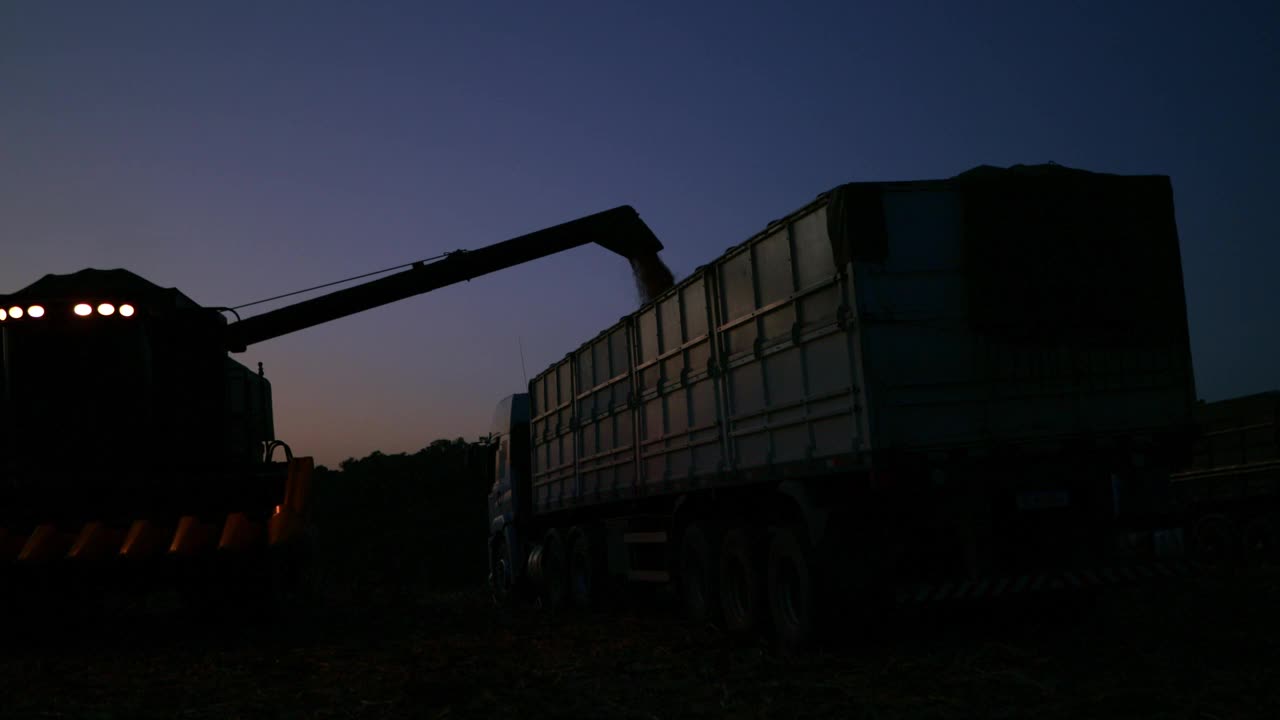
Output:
718 526 767 636
677 522 720 625
767 525 819 652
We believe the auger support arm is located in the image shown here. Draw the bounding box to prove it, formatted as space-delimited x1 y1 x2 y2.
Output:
224 205 662 351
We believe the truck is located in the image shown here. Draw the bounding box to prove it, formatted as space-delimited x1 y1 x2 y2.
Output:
485 163 1200 650
0 206 666 610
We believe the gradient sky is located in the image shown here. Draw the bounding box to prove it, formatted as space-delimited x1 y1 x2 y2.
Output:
3 1 1277 468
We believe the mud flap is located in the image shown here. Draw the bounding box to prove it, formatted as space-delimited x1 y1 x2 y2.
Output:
893 561 1193 606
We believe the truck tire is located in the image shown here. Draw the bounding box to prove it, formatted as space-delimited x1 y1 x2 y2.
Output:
1190 513 1239 570
677 523 719 625
719 527 766 636
490 535 516 608
1243 513 1280 567
567 527 596 611
540 529 569 611
767 526 817 653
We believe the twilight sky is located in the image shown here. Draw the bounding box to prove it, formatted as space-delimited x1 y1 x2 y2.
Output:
2 1 1277 468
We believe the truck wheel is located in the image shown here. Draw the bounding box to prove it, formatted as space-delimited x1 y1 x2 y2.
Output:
719 527 765 636
490 536 516 608
767 526 818 653
567 527 596 611
1243 513 1280 567
1190 513 1239 570
540 529 569 611
678 523 719 625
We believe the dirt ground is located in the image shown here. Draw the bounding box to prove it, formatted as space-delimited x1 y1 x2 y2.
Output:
1 568 1277 720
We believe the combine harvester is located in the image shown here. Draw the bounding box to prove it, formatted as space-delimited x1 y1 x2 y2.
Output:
0 206 667 612
484 164 1206 650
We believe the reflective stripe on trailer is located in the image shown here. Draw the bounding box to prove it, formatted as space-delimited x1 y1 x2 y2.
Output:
933 583 955 602
892 561 1188 606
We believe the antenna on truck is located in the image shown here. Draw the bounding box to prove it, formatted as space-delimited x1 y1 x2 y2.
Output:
518 336 529 387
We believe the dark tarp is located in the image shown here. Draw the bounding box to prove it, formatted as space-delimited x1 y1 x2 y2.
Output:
826 163 1191 349
826 183 889 265
955 164 1189 348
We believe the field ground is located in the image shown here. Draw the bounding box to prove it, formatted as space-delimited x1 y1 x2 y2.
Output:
1 567 1277 719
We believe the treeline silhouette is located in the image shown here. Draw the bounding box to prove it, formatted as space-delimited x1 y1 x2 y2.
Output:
309 438 495 603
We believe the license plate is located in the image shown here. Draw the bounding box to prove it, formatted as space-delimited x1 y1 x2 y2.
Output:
1016 489 1071 511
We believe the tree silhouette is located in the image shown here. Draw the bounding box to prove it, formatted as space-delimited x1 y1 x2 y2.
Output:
310 437 496 601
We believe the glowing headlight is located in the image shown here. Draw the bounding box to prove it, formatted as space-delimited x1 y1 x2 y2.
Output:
8 306 22 319
27 305 44 318
0 308 6 321
119 303 135 318
74 303 93 317
97 303 115 317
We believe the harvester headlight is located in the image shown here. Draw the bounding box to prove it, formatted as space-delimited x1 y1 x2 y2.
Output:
119 303 135 318
0 308 6 321
27 305 44 318
97 303 115 316
8 306 22 319
74 303 93 317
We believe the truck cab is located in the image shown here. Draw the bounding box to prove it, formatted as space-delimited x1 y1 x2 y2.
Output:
486 393 531 599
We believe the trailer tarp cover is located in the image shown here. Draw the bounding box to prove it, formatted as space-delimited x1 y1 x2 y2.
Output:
825 183 890 264
826 163 1190 348
955 163 1189 347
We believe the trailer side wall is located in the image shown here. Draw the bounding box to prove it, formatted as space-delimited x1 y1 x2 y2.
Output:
529 169 1196 516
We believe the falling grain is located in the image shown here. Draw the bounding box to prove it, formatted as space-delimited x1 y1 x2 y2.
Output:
629 252 675 304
